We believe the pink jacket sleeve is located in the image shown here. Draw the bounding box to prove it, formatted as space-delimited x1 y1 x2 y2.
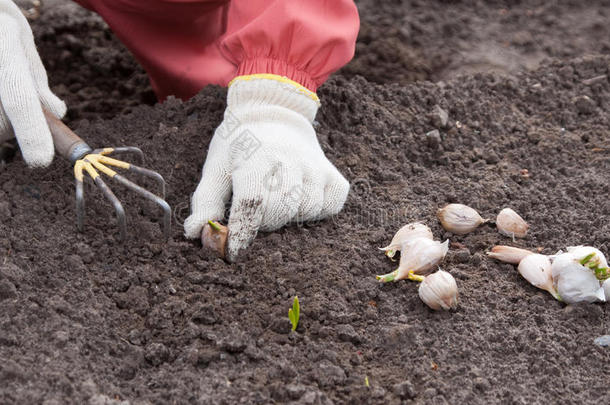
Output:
221 1 359 92
73 0 359 99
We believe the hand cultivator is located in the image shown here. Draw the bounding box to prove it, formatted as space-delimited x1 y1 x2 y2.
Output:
43 109 171 240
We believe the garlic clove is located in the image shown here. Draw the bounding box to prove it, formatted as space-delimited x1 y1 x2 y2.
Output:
437 204 487 235
418 270 458 310
496 208 529 238
399 238 449 276
517 254 560 300
551 253 605 304
396 238 449 280
379 222 433 258
486 245 534 264
376 238 449 282
201 220 228 258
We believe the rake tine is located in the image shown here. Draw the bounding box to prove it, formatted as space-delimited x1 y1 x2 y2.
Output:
127 164 167 199
112 174 171 240
94 147 144 163
74 160 91 233
76 176 85 232
93 176 127 241
91 154 165 197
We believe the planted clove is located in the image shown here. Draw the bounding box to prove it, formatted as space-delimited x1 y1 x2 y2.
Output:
496 208 529 239
201 220 228 258
418 270 458 311
437 204 487 235
379 222 433 259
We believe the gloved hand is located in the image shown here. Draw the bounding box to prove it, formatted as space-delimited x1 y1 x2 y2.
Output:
0 0 66 167
184 75 350 262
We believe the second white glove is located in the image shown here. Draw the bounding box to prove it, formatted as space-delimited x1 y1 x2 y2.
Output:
184 75 350 262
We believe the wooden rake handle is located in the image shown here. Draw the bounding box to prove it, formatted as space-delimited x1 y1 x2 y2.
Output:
43 108 92 163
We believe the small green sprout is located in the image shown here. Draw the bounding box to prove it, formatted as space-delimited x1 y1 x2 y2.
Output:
579 252 610 280
207 220 222 231
288 296 300 332
579 252 597 266
364 376 370 388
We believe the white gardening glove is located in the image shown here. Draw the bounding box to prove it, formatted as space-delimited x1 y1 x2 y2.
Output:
184 75 350 262
0 0 66 167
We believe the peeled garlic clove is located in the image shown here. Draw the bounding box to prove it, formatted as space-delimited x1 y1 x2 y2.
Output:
551 253 605 304
379 222 433 258
418 270 458 310
376 238 449 282
517 254 560 300
486 245 534 264
396 238 449 279
496 208 529 238
437 204 486 235
201 220 228 258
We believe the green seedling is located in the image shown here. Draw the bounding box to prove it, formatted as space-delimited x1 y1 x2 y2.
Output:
580 252 610 280
364 376 370 388
288 296 300 332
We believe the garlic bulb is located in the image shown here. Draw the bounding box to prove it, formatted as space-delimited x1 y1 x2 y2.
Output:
551 253 605 304
377 238 449 282
379 222 433 258
437 204 486 234
486 245 534 264
517 254 560 300
418 270 458 310
496 208 529 238
201 220 228 258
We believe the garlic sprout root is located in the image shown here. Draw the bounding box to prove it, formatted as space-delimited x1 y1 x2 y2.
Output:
376 269 425 283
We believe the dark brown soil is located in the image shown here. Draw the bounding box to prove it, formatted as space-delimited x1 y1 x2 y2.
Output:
344 0 610 85
1 1 610 404
32 0 154 122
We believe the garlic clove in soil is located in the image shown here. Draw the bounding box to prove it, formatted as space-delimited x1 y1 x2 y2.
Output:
551 253 605 304
487 245 534 264
517 254 560 300
201 220 228 258
437 204 487 235
418 270 458 311
496 208 529 239
377 238 449 282
379 222 433 259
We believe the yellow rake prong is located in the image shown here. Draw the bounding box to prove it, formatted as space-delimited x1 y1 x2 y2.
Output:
98 155 131 170
81 153 130 178
81 159 100 180
88 157 118 178
74 160 85 182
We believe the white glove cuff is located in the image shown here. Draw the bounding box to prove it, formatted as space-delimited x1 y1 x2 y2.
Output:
227 74 321 123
